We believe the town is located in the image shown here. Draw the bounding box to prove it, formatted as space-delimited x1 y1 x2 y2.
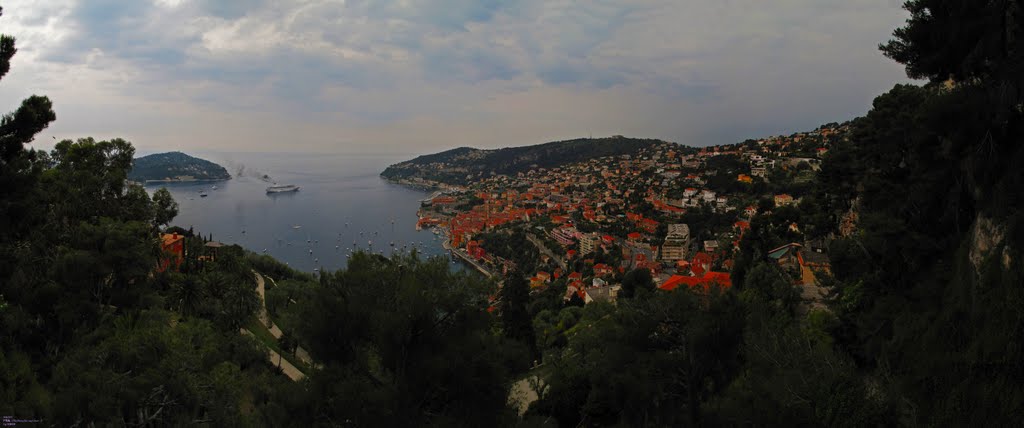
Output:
411 123 851 308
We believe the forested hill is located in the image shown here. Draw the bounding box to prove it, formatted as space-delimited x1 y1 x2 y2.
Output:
381 136 665 186
129 151 231 182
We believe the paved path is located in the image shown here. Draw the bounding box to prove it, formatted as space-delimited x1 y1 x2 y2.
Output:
295 346 313 365
253 271 283 339
240 329 305 381
443 239 494 277
508 376 544 416
798 265 828 312
246 271 306 380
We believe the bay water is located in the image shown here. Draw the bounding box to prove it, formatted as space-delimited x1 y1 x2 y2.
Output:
145 151 450 274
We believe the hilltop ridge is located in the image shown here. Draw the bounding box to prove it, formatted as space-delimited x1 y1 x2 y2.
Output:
381 136 671 187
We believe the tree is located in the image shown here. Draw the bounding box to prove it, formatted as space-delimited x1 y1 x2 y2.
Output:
619 267 654 299
531 290 745 426
711 311 893 426
168 273 204 317
740 263 801 321
291 253 519 426
278 331 298 355
0 4 56 291
0 6 56 162
881 0 1024 86
152 187 178 229
47 311 266 425
499 271 538 364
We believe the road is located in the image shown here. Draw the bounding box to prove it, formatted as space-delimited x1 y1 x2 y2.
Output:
508 375 545 416
253 271 283 339
241 328 305 381
443 237 494 277
247 271 313 379
798 265 828 312
526 233 567 271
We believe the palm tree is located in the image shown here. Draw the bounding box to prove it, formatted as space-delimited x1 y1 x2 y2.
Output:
170 276 204 317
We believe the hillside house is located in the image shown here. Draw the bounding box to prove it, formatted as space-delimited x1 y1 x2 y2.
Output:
158 233 185 272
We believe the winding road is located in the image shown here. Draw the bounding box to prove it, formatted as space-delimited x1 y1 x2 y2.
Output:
244 271 305 381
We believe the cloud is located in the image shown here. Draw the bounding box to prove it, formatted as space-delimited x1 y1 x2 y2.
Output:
195 0 266 20
0 0 913 153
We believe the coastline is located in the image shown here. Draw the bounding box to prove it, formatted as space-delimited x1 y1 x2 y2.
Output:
380 175 441 191
381 175 466 193
142 177 231 184
440 231 494 278
383 171 491 276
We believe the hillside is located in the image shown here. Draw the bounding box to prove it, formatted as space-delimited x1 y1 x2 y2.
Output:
381 136 667 186
129 151 231 182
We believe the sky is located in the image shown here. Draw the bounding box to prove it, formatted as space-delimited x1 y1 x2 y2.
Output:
0 0 912 155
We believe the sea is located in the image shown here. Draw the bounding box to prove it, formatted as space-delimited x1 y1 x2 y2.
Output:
144 151 451 274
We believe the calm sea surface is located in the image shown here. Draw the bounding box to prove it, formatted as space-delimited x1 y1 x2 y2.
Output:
145 152 450 274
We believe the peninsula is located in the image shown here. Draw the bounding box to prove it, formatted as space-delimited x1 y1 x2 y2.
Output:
129 151 231 183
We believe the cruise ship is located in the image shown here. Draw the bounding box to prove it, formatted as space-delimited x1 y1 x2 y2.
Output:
266 184 300 193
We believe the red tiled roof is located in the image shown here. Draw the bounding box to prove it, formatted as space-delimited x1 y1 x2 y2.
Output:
161 233 184 246
658 272 732 291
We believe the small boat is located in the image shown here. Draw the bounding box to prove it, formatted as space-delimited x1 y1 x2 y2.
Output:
212 185 218 190
267 184 300 193
293 225 302 229
199 191 208 198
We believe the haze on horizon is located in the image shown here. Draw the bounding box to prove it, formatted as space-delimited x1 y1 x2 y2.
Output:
0 0 911 156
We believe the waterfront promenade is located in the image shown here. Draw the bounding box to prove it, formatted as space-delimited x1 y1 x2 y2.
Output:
441 234 494 278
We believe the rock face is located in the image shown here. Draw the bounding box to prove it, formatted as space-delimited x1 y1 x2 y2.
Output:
129 152 231 182
969 214 1011 272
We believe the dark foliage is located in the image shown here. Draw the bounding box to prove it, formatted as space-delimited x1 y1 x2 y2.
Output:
381 136 664 185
